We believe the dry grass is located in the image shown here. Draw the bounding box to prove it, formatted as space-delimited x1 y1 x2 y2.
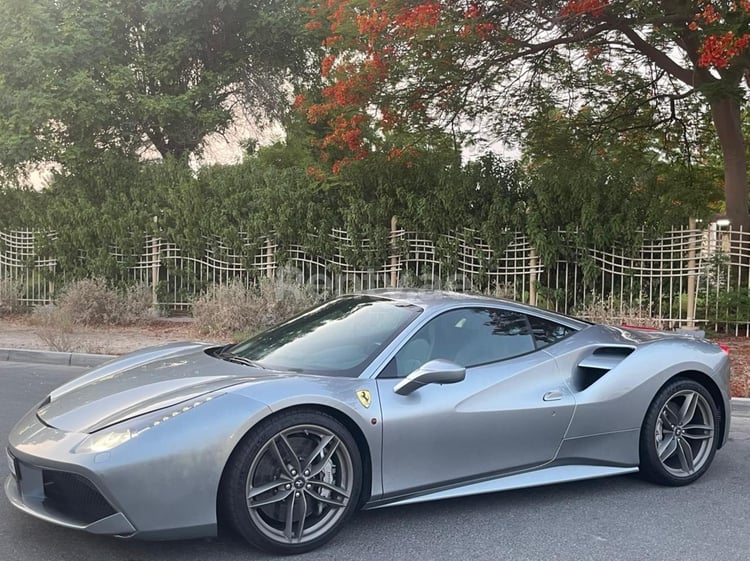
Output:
57 278 153 326
28 278 154 351
574 294 665 329
0 279 22 316
30 305 78 352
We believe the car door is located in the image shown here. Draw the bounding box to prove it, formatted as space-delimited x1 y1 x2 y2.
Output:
376 306 576 496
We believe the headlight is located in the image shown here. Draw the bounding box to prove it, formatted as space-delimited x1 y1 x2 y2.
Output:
76 429 134 453
74 393 223 454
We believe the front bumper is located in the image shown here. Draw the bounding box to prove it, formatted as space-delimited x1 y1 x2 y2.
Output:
5 462 135 535
5 393 271 540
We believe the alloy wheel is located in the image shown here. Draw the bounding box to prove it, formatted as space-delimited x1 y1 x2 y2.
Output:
654 389 715 477
244 424 354 544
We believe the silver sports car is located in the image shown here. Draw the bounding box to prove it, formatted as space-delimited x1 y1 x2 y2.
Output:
5 290 730 554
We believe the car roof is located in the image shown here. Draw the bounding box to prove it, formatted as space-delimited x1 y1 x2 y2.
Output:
360 288 590 329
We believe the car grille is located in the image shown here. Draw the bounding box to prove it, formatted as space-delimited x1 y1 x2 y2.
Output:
42 470 117 524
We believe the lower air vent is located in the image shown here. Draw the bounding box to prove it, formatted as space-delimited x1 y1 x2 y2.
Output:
42 470 117 524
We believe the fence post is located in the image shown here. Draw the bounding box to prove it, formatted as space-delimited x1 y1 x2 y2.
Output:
685 217 697 329
390 216 399 288
264 238 274 279
529 246 538 307
151 217 160 308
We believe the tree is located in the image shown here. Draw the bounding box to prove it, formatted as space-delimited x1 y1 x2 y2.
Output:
0 0 310 169
300 1 750 228
523 102 722 254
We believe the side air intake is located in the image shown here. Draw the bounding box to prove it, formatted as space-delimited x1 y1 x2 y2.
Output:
573 347 634 391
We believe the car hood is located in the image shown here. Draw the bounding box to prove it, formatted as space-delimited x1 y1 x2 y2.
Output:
37 342 280 433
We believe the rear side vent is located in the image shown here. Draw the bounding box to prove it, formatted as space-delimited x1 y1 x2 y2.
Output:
573 347 634 391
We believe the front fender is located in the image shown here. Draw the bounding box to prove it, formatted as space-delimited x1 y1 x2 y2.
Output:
232 377 383 499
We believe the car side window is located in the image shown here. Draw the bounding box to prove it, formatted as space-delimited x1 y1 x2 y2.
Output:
381 307 538 378
526 314 574 348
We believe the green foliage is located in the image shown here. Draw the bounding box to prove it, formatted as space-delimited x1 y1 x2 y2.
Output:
250 128 530 266
0 0 310 169
522 105 723 262
0 112 721 287
29 155 161 278
0 185 37 229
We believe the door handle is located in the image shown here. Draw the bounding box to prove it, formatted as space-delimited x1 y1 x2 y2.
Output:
543 390 563 402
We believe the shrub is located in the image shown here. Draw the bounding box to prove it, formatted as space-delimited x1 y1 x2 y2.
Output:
574 293 665 329
56 277 152 326
193 278 322 337
31 304 77 352
0 279 22 316
117 283 154 324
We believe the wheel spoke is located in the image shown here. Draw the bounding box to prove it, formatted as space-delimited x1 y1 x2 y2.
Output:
269 439 292 476
309 439 341 477
303 434 336 472
676 437 695 474
294 492 308 541
283 491 296 541
306 487 347 508
248 488 293 509
683 424 714 440
247 480 288 500
661 404 680 427
657 432 678 462
277 434 301 474
678 392 699 425
315 479 350 499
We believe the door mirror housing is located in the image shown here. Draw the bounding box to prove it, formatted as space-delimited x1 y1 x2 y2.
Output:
393 359 466 396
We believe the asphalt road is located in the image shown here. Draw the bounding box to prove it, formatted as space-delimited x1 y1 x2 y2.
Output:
1 361 749 561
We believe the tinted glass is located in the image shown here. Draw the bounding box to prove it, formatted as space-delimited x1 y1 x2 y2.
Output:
384 307 538 377
527 314 575 348
229 296 421 377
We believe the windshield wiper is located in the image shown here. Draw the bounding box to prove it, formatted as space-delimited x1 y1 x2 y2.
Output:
217 350 266 369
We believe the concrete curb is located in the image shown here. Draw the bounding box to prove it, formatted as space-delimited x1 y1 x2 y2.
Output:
0 348 116 368
732 397 750 418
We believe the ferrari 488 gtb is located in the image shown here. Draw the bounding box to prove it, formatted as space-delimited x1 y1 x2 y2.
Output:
5 290 730 554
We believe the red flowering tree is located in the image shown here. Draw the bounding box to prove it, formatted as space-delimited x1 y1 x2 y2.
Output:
300 0 750 228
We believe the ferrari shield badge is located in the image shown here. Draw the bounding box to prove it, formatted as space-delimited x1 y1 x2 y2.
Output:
356 389 372 408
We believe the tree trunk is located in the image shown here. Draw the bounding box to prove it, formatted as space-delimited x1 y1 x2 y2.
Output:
710 96 750 230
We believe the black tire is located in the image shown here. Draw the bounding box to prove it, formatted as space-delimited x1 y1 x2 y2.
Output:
221 409 362 555
639 378 720 486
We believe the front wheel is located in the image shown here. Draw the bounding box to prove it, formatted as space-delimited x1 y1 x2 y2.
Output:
221 410 362 554
639 379 719 486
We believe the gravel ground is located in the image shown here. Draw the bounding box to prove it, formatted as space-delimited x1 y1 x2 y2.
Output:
0 316 748 397
0 316 225 355
717 335 750 397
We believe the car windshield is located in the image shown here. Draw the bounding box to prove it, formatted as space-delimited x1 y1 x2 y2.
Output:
228 295 422 377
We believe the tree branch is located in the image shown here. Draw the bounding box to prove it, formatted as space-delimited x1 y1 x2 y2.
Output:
509 22 612 60
613 23 701 87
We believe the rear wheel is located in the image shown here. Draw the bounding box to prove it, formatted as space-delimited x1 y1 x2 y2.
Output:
222 410 362 554
639 379 719 486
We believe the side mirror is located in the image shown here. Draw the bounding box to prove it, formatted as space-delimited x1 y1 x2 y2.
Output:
393 359 466 396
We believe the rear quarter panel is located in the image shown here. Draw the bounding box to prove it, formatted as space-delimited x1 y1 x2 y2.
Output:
545 326 730 441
